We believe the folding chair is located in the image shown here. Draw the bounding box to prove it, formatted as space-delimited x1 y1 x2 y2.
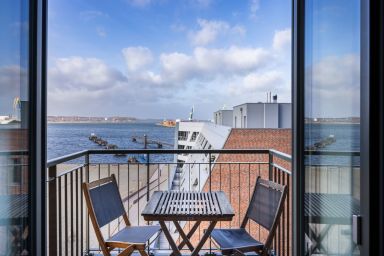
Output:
210 177 287 256
83 174 160 256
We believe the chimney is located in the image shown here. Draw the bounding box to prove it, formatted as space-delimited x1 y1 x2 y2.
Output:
273 94 278 103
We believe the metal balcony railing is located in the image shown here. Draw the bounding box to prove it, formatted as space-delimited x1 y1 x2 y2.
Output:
46 149 292 256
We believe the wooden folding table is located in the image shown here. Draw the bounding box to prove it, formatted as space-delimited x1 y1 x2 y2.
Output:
142 191 234 256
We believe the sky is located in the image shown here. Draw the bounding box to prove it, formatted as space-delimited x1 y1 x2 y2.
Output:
304 0 360 118
46 0 292 120
0 0 361 120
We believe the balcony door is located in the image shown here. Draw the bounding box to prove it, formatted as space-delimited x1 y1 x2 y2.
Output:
294 0 361 255
0 0 46 255
294 0 384 255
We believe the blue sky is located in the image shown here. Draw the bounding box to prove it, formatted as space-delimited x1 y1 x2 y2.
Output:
0 0 360 119
47 0 292 119
0 0 29 115
305 0 360 118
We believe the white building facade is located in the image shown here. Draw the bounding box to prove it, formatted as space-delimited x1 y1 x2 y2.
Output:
213 110 233 127
233 102 291 128
171 121 231 191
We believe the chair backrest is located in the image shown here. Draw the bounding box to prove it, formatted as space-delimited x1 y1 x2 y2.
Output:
241 177 287 252
85 175 127 227
82 174 130 255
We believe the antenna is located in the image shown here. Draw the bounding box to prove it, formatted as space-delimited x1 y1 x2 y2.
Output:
189 105 194 121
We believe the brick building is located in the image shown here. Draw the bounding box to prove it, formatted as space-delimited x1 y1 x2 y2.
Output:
0 129 29 195
182 128 292 252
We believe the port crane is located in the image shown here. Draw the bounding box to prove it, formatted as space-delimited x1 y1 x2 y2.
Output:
13 97 21 120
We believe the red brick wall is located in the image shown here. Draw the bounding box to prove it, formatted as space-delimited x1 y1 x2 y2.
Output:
0 129 29 195
183 129 292 253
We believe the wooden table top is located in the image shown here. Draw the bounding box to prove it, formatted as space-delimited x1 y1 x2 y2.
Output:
142 191 234 221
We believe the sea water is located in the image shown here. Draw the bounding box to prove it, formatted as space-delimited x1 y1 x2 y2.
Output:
47 122 175 163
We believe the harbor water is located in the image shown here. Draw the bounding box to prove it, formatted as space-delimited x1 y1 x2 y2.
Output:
47 122 360 166
47 122 175 163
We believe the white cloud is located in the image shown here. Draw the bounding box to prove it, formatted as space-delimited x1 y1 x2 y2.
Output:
227 70 287 97
273 28 291 51
311 55 359 90
0 65 28 113
47 43 279 116
47 26 294 118
189 19 246 46
47 56 167 116
122 47 154 72
160 52 195 82
243 71 285 91
49 57 127 91
250 0 260 19
306 54 360 117
0 65 27 90
194 46 269 73
160 46 271 83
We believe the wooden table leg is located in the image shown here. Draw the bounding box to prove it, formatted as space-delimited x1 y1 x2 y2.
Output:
159 221 182 256
178 221 201 250
191 221 217 256
173 221 195 251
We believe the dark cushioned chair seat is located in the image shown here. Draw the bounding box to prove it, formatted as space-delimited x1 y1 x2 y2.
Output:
106 225 160 244
210 228 263 251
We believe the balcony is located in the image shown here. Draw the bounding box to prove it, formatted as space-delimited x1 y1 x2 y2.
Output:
46 149 292 256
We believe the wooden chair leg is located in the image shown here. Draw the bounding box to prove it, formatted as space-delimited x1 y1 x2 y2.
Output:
118 245 135 256
138 249 149 256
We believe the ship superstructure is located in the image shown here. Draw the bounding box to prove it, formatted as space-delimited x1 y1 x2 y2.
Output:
170 121 231 191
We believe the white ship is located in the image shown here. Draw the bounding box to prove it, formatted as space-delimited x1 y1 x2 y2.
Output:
0 116 20 125
153 120 231 251
170 120 231 191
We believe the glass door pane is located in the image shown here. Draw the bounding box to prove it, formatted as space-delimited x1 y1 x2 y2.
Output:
304 0 360 255
0 0 30 255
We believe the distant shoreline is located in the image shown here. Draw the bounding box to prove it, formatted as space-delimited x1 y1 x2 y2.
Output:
305 122 360 125
47 120 163 124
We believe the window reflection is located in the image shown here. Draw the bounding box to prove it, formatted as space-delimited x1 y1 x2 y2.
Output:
0 0 30 255
304 0 360 255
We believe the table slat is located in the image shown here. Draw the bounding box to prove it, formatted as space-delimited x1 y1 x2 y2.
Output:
142 191 234 221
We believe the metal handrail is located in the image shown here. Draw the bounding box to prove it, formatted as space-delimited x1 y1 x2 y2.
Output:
304 150 360 156
47 150 88 167
47 148 361 168
47 149 273 167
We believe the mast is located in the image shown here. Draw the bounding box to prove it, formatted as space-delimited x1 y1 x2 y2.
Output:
189 105 194 121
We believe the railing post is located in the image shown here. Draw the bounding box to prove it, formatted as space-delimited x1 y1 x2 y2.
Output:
146 153 150 227
146 153 150 201
209 152 212 191
269 151 273 181
48 165 58 256
85 154 90 255
208 152 212 254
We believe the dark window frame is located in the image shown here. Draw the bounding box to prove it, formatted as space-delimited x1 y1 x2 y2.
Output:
28 0 47 255
293 0 384 255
